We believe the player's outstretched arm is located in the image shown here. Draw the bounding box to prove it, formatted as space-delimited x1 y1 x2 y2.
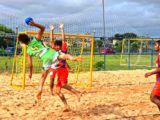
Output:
145 68 160 78
59 23 65 43
58 54 82 62
50 24 55 47
28 20 45 40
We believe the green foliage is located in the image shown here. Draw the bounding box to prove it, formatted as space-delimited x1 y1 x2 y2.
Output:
0 24 14 33
0 24 15 48
0 48 5 53
130 42 140 52
0 36 14 48
95 40 103 48
113 32 138 52
114 32 137 41
113 41 122 52
114 33 123 40
94 61 104 70
123 33 137 38
94 40 103 52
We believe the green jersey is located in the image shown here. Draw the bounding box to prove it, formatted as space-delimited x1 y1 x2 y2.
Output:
27 38 47 57
27 38 59 70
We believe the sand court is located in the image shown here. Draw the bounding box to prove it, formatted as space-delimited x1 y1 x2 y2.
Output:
0 70 160 120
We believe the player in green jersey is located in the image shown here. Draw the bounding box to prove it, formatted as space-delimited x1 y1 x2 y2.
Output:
18 20 81 103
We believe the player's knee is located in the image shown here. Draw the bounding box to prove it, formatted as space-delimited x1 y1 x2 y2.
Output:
56 91 60 95
56 88 61 95
50 83 53 88
61 83 65 87
41 72 47 78
50 78 54 84
150 94 156 103
150 96 154 103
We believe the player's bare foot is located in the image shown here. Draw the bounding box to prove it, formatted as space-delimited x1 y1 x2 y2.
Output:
68 68 74 73
36 91 42 100
77 92 82 102
50 91 54 96
50 90 56 96
63 105 71 112
33 99 41 107
33 91 42 107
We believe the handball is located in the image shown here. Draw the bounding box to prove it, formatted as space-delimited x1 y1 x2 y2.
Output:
25 17 33 25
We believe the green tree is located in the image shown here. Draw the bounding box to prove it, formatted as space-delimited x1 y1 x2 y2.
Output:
114 33 123 40
0 24 15 48
113 32 138 52
94 40 103 52
0 47 5 54
130 41 141 52
0 24 14 33
114 33 137 40
96 40 103 48
123 33 137 38
113 41 122 52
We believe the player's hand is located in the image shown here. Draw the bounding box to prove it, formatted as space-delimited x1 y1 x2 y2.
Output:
59 23 64 29
75 56 82 62
50 24 55 31
68 68 74 73
28 20 35 26
145 72 152 78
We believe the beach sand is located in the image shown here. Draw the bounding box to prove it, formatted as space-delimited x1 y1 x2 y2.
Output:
0 70 160 120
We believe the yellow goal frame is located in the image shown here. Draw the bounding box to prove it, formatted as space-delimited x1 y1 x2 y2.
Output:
10 31 94 90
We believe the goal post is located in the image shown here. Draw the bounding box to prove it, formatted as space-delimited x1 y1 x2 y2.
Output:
10 31 94 90
10 31 27 90
120 38 159 69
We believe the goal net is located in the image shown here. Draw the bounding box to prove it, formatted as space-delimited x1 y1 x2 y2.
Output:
120 38 157 68
10 31 94 90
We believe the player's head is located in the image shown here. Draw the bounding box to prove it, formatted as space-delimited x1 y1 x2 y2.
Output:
54 40 62 51
155 40 160 52
18 34 30 45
